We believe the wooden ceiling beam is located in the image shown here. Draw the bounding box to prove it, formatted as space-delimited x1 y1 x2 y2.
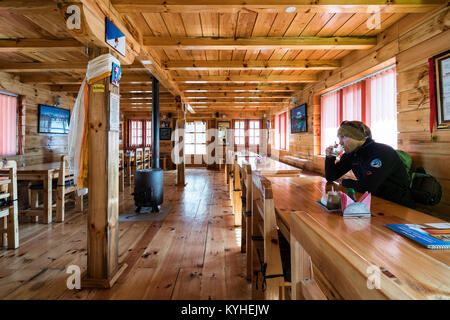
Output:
0 0 58 13
144 36 376 50
50 84 170 93
180 84 302 92
188 102 284 106
112 0 443 13
164 60 341 71
120 92 174 98
0 62 146 72
121 103 178 108
173 74 317 83
186 99 287 103
121 98 178 103
22 73 154 84
0 39 84 52
184 92 291 98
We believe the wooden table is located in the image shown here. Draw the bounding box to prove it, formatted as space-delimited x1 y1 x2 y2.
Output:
16 162 73 224
238 156 302 176
264 173 450 300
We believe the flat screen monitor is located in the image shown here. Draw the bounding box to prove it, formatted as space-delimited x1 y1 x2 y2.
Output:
38 104 70 134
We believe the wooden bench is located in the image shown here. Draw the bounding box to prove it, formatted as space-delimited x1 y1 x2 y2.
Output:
0 160 18 249
251 173 290 300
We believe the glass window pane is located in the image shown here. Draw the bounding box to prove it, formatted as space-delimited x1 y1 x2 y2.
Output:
249 122 254 129
197 133 206 143
235 136 240 144
196 121 206 132
185 144 194 154
185 121 195 132
255 121 260 128
249 137 254 145
240 129 244 137
239 137 245 145
196 144 206 155
185 133 195 144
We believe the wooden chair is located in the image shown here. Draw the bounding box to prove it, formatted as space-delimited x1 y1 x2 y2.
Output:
143 147 151 169
133 147 144 174
251 173 290 300
0 160 18 249
29 156 81 223
119 150 125 192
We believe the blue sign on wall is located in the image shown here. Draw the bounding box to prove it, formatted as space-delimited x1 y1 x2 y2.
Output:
105 18 126 57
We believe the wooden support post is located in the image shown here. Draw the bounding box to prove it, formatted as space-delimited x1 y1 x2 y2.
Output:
82 47 127 288
176 101 186 186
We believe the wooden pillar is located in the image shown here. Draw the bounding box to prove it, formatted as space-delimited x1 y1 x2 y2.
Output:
82 47 127 288
152 75 160 169
176 101 186 186
207 118 217 170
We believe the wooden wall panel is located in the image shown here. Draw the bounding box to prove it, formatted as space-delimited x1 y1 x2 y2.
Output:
0 71 75 166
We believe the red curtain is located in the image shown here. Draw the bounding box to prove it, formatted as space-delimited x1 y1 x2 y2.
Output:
0 93 17 156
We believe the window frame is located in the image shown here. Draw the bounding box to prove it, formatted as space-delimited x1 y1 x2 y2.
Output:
185 120 207 155
128 119 151 148
274 111 288 151
0 92 19 157
319 65 397 154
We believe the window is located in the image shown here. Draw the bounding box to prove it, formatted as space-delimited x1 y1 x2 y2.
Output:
185 121 206 155
129 119 151 147
248 120 260 145
234 120 245 145
320 66 397 154
233 119 261 147
145 120 152 146
274 111 288 150
0 93 17 156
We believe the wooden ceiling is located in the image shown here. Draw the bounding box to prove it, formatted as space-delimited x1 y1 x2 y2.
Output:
0 1 445 113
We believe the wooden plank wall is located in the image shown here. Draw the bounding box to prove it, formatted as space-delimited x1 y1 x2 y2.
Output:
269 4 450 220
0 72 75 166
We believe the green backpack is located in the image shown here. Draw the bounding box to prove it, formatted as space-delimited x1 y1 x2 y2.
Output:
396 150 442 206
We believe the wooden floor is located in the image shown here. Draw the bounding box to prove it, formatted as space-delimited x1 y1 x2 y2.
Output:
0 169 251 300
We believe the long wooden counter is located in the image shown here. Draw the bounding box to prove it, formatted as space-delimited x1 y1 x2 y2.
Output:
262 173 450 300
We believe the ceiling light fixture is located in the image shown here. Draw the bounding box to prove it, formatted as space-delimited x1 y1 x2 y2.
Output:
285 6 296 13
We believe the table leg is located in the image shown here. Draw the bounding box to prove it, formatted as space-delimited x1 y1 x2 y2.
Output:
56 181 64 223
76 194 84 212
43 172 52 224
128 162 132 186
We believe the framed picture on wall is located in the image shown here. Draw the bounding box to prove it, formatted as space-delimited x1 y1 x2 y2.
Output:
160 127 172 140
290 103 307 133
432 49 450 129
160 120 170 128
38 104 70 134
